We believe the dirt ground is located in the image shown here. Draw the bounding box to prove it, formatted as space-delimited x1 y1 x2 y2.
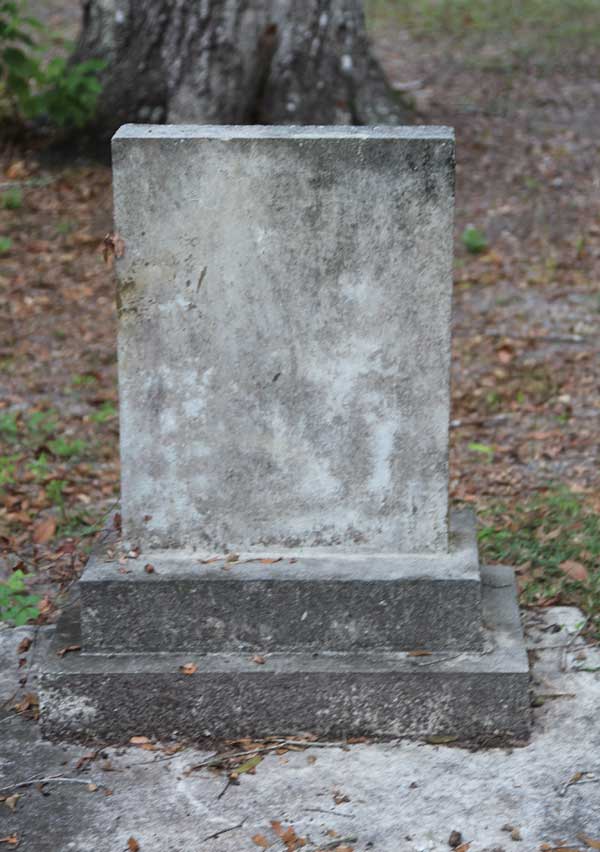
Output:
0 2 598 626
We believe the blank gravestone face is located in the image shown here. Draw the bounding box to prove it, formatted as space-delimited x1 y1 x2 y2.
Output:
112 126 455 555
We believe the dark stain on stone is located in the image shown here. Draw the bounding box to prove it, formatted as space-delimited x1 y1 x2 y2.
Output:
197 266 208 291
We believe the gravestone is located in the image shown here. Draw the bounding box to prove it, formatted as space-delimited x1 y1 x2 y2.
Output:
40 126 529 742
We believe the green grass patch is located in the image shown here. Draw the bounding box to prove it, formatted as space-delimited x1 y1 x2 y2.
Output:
366 0 600 37
365 0 600 62
1 187 23 209
48 437 86 459
89 401 117 424
479 487 600 636
0 570 40 626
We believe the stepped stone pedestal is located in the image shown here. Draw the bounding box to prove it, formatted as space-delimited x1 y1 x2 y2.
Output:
39 125 530 743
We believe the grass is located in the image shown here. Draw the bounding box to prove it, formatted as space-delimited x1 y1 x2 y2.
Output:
365 0 600 60
479 487 600 637
366 0 600 36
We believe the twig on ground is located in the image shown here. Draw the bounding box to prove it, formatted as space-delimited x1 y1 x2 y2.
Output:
199 819 246 843
558 770 598 797
561 618 589 672
409 653 464 667
304 807 354 819
314 836 358 850
0 775 104 794
187 739 349 772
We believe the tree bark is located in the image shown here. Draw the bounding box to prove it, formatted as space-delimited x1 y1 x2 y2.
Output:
73 0 410 137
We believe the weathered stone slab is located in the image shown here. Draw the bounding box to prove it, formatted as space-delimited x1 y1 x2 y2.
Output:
80 510 482 653
112 125 455 555
39 567 530 743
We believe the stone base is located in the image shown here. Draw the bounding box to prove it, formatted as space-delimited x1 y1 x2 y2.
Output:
39 566 530 743
79 510 483 653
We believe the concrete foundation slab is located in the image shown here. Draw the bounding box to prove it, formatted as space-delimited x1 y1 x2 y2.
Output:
80 509 483 653
2 606 597 852
39 566 529 743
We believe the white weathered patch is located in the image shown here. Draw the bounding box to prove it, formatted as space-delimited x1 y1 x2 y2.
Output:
341 54 353 73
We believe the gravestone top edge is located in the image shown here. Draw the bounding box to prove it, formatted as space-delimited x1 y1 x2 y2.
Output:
112 123 455 143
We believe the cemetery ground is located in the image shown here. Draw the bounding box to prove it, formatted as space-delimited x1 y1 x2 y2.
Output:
0 2 600 850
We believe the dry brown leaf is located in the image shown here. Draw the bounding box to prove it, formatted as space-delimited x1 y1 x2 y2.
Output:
559 560 588 582
103 233 126 263
56 644 81 657
407 649 432 657
2 795 19 812
17 638 31 654
32 516 56 545
252 655 267 665
333 790 350 805
578 835 600 850
129 736 151 745
6 160 27 179
87 783 98 792
179 662 198 675
144 563 155 574
260 557 282 564
496 345 514 364
456 844 471 852
0 838 18 847
127 838 140 852
251 835 270 849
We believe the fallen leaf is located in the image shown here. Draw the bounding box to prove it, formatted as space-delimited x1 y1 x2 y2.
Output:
578 835 600 850
510 828 522 841
449 830 463 848
6 160 27 179
497 345 514 364
2 795 19 812
87 783 98 792
559 560 588 582
456 844 471 852
129 736 151 745
32 517 56 545
333 790 350 805
56 644 81 657
230 755 262 778
252 655 266 665
103 233 125 263
127 839 139 851
17 638 31 654
260 557 282 564
0 836 18 846
426 735 458 745
251 835 270 848
144 563 155 573
407 649 432 657
179 662 198 675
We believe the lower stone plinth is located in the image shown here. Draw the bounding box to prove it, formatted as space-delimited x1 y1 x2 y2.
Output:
79 510 483 653
39 566 530 744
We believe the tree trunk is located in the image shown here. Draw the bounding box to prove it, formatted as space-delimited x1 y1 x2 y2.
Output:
73 0 410 138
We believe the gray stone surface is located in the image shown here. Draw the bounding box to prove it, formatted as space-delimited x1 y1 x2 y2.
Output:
112 124 455 555
3 607 597 852
80 509 482 653
39 566 528 743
